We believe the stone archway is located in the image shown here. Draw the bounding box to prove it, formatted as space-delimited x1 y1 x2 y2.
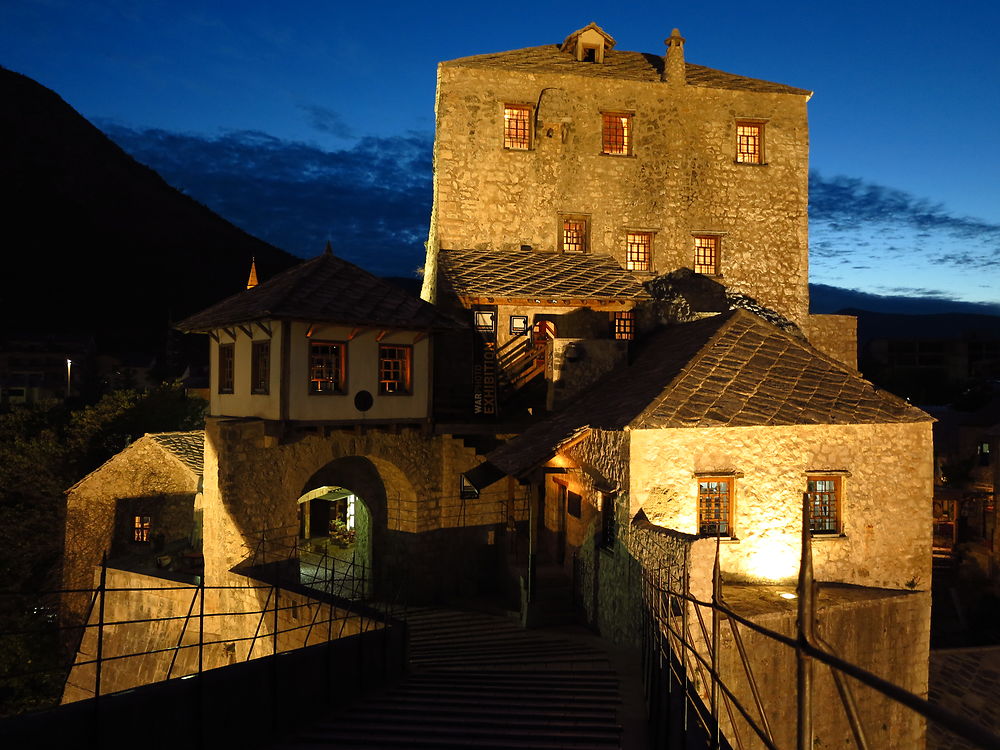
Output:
300 455 417 599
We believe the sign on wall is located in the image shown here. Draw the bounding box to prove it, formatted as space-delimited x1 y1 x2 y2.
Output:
472 305 499 419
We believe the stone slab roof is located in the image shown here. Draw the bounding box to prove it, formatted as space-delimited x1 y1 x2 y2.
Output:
442 45 810 96
149 431 205 477
438 249 648 301
177 251 462 332
477 309 931 482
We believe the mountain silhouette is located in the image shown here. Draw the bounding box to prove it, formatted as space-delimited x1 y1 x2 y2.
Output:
0 65 298 353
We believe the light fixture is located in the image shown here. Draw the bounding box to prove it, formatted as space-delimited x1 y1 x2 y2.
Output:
778 592 797 600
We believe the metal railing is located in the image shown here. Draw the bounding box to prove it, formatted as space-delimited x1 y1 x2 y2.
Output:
0 526 405 719
640 494 1000 750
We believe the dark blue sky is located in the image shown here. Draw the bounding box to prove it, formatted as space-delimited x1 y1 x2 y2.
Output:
2 0 998 307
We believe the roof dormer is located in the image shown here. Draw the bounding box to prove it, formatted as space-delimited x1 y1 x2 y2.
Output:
560 23 615 63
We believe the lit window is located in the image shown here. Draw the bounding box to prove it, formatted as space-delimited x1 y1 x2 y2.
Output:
133 515 151 543
379 344 412 394
736 121 764 164
503 105 532 150
807 476 841 535
218 343 234 394
693 236 720 275
310 341 346 394
602 112 632 155
560 216 588 253
698 478 733 537
251 340 270 395
613 311 635 341
625 231 652 271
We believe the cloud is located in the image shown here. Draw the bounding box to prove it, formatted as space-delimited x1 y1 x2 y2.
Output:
809 171 1000 272
297 103 355 139
810 284 1000 316
99 122 433 276
96 123 999 307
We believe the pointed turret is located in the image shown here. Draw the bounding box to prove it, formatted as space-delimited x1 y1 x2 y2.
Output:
324 240 333 256
246 257 259 290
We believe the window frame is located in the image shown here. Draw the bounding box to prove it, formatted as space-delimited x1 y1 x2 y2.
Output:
601 111 633 156
693 235 721 276
613 310 635 341
133 514 152 544
250 340 270 395
309 340 348 395
503 103 533 151
625 230 653 272
807 475 843 536
378 343 413 395
697 477 735 538
559 214 590 254
218 343 235 394
735 120 766 165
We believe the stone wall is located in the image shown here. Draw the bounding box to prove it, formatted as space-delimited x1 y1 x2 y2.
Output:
802 313 858 369
62 438 199 629
62 567 374 704
203 418 526 602
705 587 930 750
630 422 934 591
428 59 811 324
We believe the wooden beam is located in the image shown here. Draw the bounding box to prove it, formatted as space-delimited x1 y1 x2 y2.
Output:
376 329 389 342
238 324 254 339
413 331 428 344
208 331 220 344
306 323 317 338
348 326 370 341
222 327 236 341
255 321 272 337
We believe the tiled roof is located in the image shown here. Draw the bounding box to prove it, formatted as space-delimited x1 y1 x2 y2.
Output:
443 45 810 96
438 249 648 301
177 252 462 332
149 431 205 477
480 310 930 480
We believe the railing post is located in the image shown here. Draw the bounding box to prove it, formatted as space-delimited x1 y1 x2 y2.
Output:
798 491 816 750
712 541 723 748
92 551 108 749
94 552 107 701
197 578 205 750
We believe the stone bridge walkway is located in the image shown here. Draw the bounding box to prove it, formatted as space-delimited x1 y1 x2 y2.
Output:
928 646 1000 750
273 606 648 749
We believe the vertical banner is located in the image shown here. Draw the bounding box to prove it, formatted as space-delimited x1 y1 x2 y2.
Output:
472 305 499 419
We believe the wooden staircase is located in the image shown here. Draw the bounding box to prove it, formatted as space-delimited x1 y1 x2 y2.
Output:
274 607 630 749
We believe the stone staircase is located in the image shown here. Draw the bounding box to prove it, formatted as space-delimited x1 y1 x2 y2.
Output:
274 607 634 749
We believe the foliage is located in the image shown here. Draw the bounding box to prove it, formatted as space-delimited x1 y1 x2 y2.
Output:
0 384 205 715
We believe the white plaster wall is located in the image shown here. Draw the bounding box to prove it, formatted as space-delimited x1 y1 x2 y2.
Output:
287 322 430 422
210 323 282 420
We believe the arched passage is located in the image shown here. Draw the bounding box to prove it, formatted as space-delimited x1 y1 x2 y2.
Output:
299 455 417 599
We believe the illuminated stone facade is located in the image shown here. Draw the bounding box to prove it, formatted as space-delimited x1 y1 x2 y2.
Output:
426 26 814 328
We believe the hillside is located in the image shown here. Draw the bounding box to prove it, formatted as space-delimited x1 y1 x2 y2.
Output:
0 66 298 352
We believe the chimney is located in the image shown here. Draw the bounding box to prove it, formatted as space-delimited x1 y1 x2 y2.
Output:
663 28 686 85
